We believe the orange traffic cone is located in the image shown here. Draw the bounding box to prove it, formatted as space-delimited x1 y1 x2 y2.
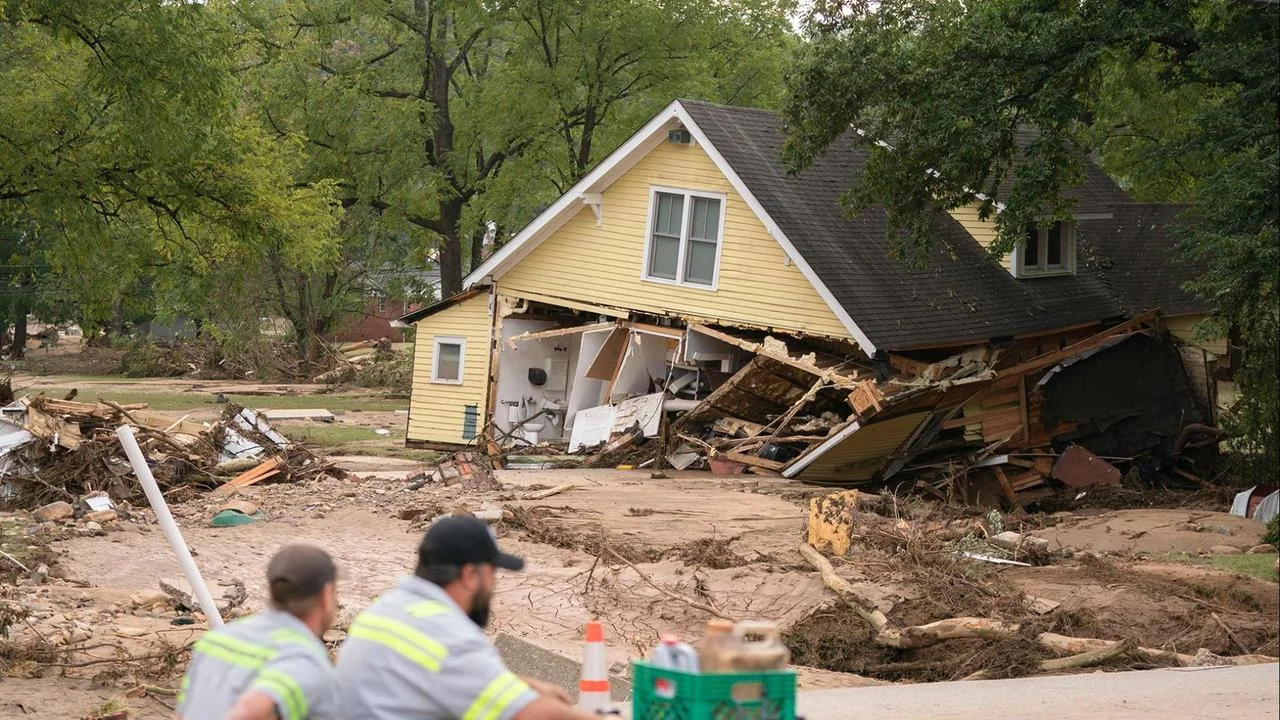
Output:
577 620 610 713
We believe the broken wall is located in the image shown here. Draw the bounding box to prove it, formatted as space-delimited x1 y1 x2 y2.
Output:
1040 332 1202 461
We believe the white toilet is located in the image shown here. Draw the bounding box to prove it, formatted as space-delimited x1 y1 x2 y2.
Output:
507 402 544 446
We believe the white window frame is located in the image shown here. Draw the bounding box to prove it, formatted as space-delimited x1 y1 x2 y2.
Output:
1014 220 1076 278
431 336 466 385
640 185 727 291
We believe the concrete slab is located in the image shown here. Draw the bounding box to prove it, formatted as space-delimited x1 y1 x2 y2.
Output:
495 633 631 703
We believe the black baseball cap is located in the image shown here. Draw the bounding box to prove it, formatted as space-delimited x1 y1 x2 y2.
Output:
267 544 337 604
418 515 524 571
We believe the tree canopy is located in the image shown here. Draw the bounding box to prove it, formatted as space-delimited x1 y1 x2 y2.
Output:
784 0 1278 479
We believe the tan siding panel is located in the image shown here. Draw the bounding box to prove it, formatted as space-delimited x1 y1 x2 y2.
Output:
949 202 1012 273
407 292 493 443
1164 314 1227 357
498 141 852 339
798 412 931 482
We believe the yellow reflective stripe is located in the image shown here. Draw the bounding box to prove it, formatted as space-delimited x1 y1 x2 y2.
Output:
404 600 452 618
348 624 443 672
178 675 189 704
464 672 530 720
487 678 533 720
255 668 307 720
194 633 277 669
271 628 314 646
201 632 277 661
354 613 448 660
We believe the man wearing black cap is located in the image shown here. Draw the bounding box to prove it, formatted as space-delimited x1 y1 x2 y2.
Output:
338 515 600 719
177 543 341 720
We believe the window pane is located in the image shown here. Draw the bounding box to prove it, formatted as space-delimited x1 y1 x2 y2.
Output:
690 197 721 241
1047 222 1063 266
684 238 717 285
437 343 461 380
649 234 680 279
653 193 684 237
1023 224 1040 268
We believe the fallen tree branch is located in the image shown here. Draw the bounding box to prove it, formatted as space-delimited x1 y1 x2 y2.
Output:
798 543 897 636
878 617 1020 650
1211 612 1251 656
604 547 736 621
1041 638 1135 671
0 549 30 572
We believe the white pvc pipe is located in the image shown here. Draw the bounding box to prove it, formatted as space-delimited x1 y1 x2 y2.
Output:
116 425 224 628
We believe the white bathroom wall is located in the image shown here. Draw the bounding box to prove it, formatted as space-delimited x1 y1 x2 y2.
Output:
496 319 577 441
609 333 677 402
566 329 611 432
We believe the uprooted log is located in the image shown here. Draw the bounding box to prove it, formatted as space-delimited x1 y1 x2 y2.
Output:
799 543 1279 668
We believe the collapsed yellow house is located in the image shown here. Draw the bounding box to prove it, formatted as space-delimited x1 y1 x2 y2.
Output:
398 100 1230 495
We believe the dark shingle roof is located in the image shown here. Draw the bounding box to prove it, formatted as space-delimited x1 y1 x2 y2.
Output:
1077 203 1206 317
682 100 1135 350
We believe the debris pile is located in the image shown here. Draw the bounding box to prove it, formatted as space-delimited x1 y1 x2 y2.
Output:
0 397 342 510
788 488 1279 681
491 311 1223 512
313 339 409 388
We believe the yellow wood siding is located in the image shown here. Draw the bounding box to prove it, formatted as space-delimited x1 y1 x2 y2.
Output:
1164 314 1228 357
948 202 1012 272
407 292 493 444
496 141 851 339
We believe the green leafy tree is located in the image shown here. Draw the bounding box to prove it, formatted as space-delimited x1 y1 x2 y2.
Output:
235 0 796 297
1 0 342 355
784 0 1278 481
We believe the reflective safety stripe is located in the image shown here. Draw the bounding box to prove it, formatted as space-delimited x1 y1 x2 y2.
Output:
194 632 277 669
177 675 190 704
271 628 314 646
463 672 530 720
403 599 453 618
353 613 448 659
254 668 308 720
347 619 445 673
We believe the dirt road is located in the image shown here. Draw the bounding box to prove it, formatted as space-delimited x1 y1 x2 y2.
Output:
797 663 1280 720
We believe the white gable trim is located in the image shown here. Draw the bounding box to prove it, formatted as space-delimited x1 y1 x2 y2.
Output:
466 100 879 357
464 101 684 287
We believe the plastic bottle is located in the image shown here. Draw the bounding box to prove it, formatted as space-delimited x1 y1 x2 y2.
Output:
649 633 700 672
728 621 790 671
698 619 739 673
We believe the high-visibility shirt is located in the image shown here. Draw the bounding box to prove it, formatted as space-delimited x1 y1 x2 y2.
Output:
177 609 339 720
336 575 538 720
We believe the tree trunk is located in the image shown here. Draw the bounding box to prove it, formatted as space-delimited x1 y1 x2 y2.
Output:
11 303 28 360
438 200 464 297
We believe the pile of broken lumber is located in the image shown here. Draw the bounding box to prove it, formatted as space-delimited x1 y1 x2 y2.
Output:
0 396 341 509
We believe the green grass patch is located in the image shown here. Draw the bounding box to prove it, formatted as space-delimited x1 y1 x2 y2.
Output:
330 445 443 463
273 422 440 463
1165 552 1279 582
275 423 403 446
21 388 407 413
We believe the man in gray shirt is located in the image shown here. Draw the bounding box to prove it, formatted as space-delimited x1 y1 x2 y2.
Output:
178 544 341 720
338 516 603 719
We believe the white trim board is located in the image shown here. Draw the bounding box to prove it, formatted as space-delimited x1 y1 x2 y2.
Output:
463 100 879 358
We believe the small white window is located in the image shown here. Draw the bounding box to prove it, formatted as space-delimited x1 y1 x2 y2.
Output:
1018 221 1075 277
643 188 724 288
377 296 387 313
432 337 465 384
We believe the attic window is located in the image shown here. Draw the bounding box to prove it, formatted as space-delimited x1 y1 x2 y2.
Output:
643 187 725 289
1018 221 1075 277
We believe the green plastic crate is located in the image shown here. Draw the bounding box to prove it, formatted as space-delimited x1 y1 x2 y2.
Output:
632 661 796 720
